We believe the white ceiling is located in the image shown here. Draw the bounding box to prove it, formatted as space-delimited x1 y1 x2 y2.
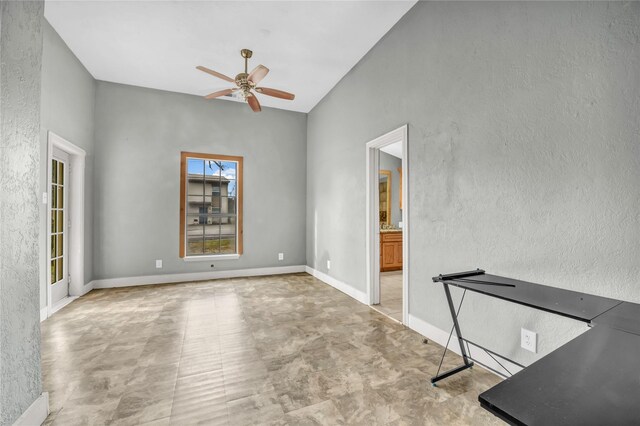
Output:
381 141 402 159
44 1 416 113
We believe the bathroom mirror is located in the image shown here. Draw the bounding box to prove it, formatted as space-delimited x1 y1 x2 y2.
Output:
379 170 391 225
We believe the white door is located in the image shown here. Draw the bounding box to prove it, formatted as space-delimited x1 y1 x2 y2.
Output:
50 148 70 306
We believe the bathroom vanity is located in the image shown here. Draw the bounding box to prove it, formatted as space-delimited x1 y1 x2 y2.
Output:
380 230 403 271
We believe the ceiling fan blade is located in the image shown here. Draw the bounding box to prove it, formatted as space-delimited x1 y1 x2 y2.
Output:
204 88 236 99
247 93 261 112
248 65 269 85
196 66 235 83
255 87 295 101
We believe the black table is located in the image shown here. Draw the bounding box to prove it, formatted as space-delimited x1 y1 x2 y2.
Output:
430 269 640 425
480 326 640 425
437 271 621 322
592 301 640 336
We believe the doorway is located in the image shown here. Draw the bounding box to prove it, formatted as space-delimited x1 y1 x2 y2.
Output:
366 125 409 324
46 132 86 318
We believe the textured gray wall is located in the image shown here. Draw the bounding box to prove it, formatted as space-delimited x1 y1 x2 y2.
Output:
0 1 44 424
379 151 401 227
39 20 96 308
93 82 307 280
307 1 640 365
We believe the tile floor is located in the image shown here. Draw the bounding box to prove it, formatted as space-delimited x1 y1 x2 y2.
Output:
376 271 403 322
41 273 502 425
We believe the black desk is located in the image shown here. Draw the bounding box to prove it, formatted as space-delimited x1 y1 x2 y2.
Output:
430 270 640 425
440 272 621 322
479 326 640 425
592 301 640 336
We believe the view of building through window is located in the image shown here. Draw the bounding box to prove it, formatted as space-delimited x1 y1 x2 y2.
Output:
185 156 240 256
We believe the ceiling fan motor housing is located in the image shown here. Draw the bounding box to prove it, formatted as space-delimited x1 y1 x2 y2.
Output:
235 72 253 99
235 73 250 86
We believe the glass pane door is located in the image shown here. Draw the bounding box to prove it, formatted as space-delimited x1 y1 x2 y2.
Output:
50 158 66 286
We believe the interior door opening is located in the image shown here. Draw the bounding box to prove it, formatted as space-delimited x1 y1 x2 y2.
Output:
366 125 409 324
377 145 404 322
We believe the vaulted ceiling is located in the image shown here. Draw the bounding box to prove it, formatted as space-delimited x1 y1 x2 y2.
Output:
45 1 416 113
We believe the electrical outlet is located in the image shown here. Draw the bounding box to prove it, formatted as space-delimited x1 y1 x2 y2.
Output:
521 328 537 353
155 259 162 269
42 192 48 205
278 253 284 261
327 260 331 270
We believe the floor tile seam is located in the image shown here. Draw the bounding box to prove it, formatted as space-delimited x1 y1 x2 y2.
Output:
171 288 236 419
172 391 227 406
169 405 230 424
179 349 224 358
228 287 296 416
222 382 277 405
168 305 192 420
176 368 225 382
169 352 229 422
221 371 271 388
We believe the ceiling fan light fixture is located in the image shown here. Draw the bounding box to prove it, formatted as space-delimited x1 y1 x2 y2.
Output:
225 90 243 100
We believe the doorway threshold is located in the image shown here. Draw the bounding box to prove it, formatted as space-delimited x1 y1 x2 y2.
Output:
370 305 403 324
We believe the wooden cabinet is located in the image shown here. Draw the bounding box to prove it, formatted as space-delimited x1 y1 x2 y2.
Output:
380 231 403 271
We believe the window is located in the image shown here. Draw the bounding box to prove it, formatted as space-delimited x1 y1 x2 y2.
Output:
198 207 207 225
180 152 243 258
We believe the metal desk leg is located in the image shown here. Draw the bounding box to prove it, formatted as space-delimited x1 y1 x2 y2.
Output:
430 283 474 385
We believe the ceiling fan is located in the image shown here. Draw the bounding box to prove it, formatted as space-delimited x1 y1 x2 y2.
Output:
196 49 295 112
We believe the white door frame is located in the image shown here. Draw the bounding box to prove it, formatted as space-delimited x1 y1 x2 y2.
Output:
46 131 86 317
365 124 409 324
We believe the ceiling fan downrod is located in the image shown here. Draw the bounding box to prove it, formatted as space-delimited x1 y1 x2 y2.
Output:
240 49 252 74
236 49 254 99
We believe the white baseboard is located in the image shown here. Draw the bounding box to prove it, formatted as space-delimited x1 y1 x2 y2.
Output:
304 266 520 380
80 280 94 295
85 263 521 380
40 297 78 322
41 282 93 322
406 314 523 378
48 296 78 318
305 266 368 304
13 392 48 426
92 265 307 289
